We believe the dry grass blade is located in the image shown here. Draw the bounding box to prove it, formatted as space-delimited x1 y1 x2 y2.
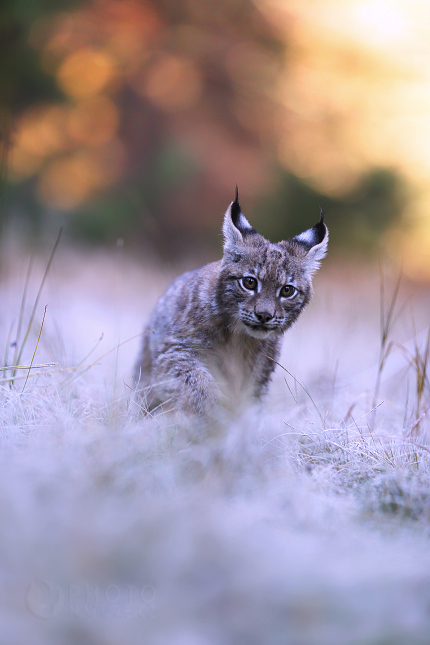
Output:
0 362 57 371
371 266 402 424
268 356 324 425
11 256 34 374
12 228 62 384
3 319 14 374
284 376 298 405
414 328 430 421
59 331 147 389
404 408 429 438
59 333 104 390
0 333 147 386
0 363 99 385
395 326 430 429
22 305 48 392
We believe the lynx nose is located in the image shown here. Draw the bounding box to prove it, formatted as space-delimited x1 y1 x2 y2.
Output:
255 310 274 324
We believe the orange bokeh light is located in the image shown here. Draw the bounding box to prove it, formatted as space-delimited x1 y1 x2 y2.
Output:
67 95 119 146
37 140 126 210
9 106 70 178
138 55 202 111
13 105 69 158
57 48 117 99
38 153 103 209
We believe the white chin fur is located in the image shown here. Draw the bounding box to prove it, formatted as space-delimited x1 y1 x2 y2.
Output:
241 324 275 339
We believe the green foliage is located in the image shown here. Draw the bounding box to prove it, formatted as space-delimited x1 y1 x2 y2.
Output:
0 0 62 115
254 168 407 252
71 143 199 246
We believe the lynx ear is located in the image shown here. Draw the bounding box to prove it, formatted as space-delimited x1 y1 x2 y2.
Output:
223 187 257 255
293 207 329 274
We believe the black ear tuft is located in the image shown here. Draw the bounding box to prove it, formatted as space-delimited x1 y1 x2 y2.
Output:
231 185 241 229
229 186 257 236
294 208 328 249
312 209 327 246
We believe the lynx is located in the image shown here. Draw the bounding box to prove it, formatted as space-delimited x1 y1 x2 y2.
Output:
134 189 328 419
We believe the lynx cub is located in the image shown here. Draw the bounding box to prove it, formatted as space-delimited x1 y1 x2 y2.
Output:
134 190 328 418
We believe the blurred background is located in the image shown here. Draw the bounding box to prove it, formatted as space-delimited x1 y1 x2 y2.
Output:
1 0 430 276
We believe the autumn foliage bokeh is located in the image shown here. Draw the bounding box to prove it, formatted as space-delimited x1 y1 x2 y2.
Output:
2 0 430 274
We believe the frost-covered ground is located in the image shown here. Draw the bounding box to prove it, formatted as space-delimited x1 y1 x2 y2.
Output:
0 241 430 645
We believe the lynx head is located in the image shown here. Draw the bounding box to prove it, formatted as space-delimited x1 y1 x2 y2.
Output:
218 188 328 339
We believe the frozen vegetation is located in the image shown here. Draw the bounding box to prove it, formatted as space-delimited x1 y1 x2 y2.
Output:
0 242 429 644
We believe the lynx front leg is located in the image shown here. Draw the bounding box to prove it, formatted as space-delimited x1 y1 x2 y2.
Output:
152 349 220 418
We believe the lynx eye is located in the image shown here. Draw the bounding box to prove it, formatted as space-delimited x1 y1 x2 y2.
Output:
279 284 296 298
241 276 258 291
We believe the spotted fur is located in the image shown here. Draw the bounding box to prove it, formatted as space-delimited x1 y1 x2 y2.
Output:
134 192 328 418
